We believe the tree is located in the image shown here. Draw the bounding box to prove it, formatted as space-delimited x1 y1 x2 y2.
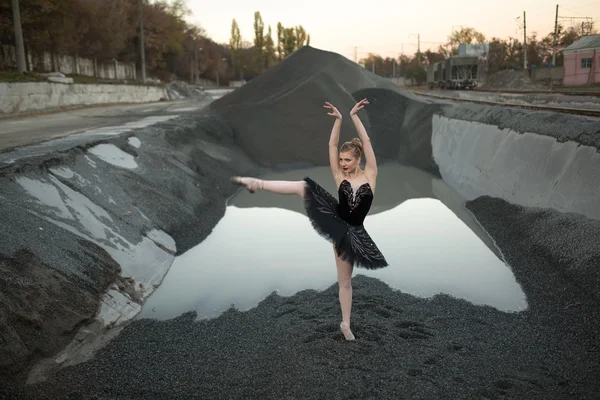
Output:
276 22 284 61
424 49 445 65
229 18 242 77
396 54 411 75
253 11 264 72
264 25 276 69
447 27 486 55
487 38 509 72
550 25 582 67
436 44 450 59
360 53 383 73
282 27 297 56
77 0 134 61
406 56 427 84
295 25 307 49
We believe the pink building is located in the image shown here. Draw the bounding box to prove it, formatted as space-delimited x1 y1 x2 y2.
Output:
563 34 600 86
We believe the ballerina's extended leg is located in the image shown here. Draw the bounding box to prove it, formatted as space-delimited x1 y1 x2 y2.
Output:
230 176 306 197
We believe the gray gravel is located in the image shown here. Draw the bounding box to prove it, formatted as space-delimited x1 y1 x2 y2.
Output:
440 102 600 149
2 46 599 400
5 196 600 399
6 267 598 400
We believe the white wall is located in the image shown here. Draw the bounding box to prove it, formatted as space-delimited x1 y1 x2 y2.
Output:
0 82 169 115
431 114 600 220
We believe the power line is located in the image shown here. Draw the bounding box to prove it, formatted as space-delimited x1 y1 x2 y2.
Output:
558 15 595 31
564 1 600 10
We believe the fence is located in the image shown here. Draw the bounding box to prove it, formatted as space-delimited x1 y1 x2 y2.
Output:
531 66 564 83
0 45 137 80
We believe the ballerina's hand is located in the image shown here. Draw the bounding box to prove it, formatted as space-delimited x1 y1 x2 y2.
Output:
324 102 342 119
350 98 369 115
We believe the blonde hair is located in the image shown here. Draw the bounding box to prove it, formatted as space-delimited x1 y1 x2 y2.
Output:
340 138 363 159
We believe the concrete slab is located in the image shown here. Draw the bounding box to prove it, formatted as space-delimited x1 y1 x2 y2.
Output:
0 82 169 115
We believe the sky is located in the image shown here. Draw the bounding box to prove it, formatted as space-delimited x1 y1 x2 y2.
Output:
184 0 600 60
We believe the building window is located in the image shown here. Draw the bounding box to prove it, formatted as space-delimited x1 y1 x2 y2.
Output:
581 58 593 68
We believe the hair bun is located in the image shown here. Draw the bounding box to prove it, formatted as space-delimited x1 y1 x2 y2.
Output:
350 138 363 153
339 138 364 158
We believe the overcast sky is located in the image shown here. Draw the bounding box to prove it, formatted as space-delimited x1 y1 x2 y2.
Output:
184 0 600 60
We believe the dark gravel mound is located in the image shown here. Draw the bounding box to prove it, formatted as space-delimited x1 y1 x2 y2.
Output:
210 46 440 174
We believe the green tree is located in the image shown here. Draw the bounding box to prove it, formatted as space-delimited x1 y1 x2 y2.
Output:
264 25 276 69
360 53 383 74
447 27 486 55
406 56 427 85
396 54 411 75
295 25 307 49
423 49 445 65
283 27 296 56
276 22 284 61
253 11 264 72
487 38 509 72
229 18 242 76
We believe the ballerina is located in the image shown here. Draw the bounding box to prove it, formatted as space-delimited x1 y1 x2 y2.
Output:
231 98 388 340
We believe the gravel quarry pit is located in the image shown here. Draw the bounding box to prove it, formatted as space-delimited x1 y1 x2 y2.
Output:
1 46 599 400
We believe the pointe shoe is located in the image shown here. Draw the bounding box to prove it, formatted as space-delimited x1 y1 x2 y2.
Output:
230 176 263 193
340 322 355 341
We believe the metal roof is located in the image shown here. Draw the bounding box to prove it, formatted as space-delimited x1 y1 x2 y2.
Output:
564 35 600 53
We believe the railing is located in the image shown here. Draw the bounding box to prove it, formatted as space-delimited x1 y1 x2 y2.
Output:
0 45 137 81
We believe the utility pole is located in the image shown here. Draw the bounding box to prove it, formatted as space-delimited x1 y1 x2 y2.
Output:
354 46 358 63
139 0 146 82
523 11 528 69
216 57 226 88
194 41 199 84
11 0 26 73
408 33 421 64
392 58 396 77
193 47 198 84
418 33 421 64
552 4 559 66
197 47 203 83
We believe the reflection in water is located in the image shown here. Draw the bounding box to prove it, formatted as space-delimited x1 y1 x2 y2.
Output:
140 164 527 320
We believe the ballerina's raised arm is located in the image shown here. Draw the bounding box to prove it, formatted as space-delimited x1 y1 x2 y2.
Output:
349 98 378 186
324 101 344 185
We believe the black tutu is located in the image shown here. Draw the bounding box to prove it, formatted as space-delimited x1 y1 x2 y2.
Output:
302 177 388 270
